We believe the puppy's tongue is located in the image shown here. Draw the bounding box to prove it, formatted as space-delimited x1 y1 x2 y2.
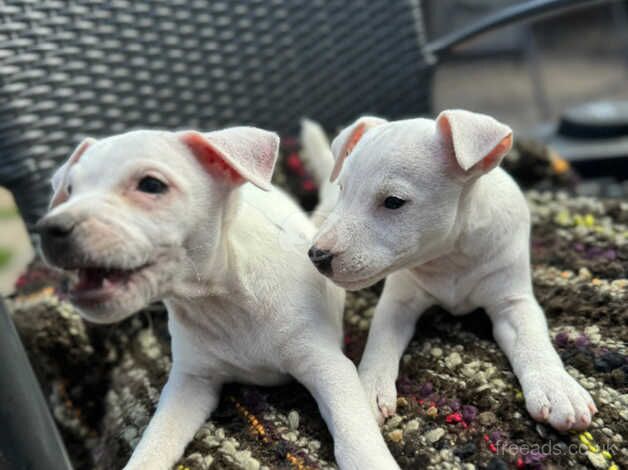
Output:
74 268 125 292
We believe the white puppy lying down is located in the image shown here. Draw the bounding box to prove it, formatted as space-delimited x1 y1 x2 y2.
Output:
304 111 597 432
36 128 400 469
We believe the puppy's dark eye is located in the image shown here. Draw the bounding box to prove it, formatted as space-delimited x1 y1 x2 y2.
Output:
384 196 406 209
137 176 168 194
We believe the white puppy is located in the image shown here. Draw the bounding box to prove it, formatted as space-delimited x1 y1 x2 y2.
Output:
37 128 400 469
305 111 597 432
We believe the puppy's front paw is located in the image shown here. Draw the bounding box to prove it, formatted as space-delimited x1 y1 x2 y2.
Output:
360 371 398 426
521 368 597 431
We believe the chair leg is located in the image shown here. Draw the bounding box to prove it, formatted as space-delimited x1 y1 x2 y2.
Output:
0 300 73 470
611 0 628 67
524 25 552 120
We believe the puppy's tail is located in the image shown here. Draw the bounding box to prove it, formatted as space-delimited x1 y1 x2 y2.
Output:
300 118 339 227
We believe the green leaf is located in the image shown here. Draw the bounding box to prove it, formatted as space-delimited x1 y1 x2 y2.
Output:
0 207 18 220
0 247 12 268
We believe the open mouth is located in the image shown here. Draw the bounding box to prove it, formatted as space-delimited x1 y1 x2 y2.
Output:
69 265 149 303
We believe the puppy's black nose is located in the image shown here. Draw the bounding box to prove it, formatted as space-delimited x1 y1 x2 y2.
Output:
35 214 76 239
308 246 334 274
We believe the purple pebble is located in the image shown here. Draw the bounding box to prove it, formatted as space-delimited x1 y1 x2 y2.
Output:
419 382 433 397
605 249 617 260
524 450 545 464
462 405 478 422
555 332 570 348
449 399 461 411
490 431 504 443
575 335 590 348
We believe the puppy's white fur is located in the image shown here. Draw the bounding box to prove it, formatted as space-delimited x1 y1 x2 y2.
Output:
40 128 399 469
304 112 596 432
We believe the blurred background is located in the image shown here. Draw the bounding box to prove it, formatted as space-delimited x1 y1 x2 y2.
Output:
430 0 628 130
1 0 627 294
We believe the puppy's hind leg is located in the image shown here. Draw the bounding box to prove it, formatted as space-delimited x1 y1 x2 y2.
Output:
487 295 597 432
359 271 434 425
299 119 339 227
288 344 400 470
123 367 221 470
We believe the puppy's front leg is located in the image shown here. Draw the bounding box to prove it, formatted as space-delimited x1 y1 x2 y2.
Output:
289 346 400 470
123 368 220 470
359 271 434 424
487 295 596 431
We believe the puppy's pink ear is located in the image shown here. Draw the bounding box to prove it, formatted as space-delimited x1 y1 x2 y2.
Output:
50 137 96 208
436 109 513 177
330 116 387 182
179 127 279 191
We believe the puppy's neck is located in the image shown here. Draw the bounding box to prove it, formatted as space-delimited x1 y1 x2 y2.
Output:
408 176 489 272
171 189 244 300
436 172 510 266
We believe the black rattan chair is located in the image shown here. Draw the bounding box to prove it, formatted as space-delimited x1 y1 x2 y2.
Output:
1 0 436 229
0 0 606 229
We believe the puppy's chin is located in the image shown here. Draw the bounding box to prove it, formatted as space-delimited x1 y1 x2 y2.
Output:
72 286 153 324
330 259 406 291
76 302 141 324
330 272 384 291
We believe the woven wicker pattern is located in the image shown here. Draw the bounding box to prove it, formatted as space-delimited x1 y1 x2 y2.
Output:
0 0 432 228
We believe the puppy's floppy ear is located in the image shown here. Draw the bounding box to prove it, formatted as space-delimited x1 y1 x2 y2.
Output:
179 127 279 191
436 109 513 177
50 137 96 208
330 116 387 182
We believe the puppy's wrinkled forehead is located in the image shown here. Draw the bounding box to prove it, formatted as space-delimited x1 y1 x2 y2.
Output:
341 119 443 181
80 131 186 172
51 127 280 209
65 131 202 193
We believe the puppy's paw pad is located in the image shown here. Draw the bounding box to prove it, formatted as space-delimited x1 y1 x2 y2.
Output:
522 369 595 432
361 373 397 426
